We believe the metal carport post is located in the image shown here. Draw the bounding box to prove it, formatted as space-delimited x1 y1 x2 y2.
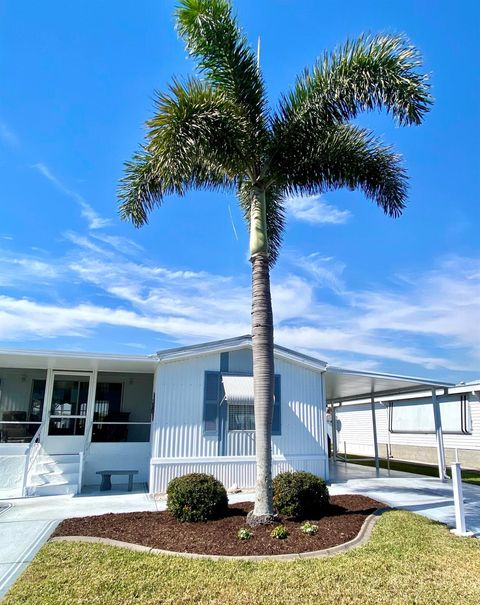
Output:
370 393 380 475
432 387 447 481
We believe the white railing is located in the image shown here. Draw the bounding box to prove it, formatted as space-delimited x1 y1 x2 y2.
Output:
77 451 84 494
84 416 94 456
335 440 391 472
21 425 43 497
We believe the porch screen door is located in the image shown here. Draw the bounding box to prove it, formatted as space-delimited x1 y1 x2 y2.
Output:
44 373 92 454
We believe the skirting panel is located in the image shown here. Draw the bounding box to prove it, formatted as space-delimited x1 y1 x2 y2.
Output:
149 455 327 494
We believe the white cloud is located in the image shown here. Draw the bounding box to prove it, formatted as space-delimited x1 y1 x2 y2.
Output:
33 163 111 230
0 121 19 148
90 233 144 255
290 252 346 294
0 227 478 376
0 296 248 343
285 194 351 225
0 252 60 287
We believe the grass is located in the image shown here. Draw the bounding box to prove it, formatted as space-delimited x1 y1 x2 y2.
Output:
4 511 480 605
343 454 480 485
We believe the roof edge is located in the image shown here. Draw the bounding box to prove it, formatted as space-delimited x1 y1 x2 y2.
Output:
325 365 454 388
0 348 158 363
156 335 328 370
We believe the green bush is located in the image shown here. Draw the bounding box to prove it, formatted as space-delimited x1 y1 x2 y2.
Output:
167 473 228 522
271 525 288 539
301 521 319 535
272 471 329 519
237 527 253 541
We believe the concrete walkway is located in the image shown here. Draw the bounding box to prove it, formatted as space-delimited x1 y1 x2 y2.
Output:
0 483 160 600
1 467 479 600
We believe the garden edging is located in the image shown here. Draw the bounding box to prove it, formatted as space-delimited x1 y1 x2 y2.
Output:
50 507 389 561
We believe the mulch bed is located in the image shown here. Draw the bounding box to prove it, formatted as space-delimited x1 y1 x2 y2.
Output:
53 494 385 556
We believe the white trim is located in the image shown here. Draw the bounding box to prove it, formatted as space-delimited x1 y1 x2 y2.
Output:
151 454 326 464
326 366 453 387
0 348 156 363
156 336 328 371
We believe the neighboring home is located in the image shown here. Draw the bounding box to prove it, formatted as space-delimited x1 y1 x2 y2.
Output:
333 381 480 469
0 336 457 499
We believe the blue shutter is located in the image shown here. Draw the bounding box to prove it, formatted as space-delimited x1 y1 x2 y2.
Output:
203 371 220 435
272 374 281 435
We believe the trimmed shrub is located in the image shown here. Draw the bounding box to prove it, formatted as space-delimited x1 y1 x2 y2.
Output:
167 473 228 522
272 471 329 519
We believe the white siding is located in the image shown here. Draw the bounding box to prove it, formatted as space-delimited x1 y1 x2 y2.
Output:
152 351 326 459
150 348 327 492
150 455 325 493
273 357 325 457
336 393 480 457
152 352 221 459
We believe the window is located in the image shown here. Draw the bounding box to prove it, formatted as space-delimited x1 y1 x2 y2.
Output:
0 370 46 443
389 395 471 435
91 373 153 443
30 379 46 421
229 403 255 431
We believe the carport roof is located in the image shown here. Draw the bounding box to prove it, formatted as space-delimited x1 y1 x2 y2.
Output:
325 366 455 403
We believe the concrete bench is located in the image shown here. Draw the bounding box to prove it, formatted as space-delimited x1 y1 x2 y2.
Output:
96 470 139 492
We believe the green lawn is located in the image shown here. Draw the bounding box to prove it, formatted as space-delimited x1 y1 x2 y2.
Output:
342 454 480 485
4 511 480 605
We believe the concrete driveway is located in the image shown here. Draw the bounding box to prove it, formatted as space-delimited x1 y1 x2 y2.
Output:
329 462 480 536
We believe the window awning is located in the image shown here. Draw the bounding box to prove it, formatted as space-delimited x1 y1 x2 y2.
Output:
221 375 254 405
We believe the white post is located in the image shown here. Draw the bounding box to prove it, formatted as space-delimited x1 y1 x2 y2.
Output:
331 405 337 463
371 395 380 475
432 388 447 481
321 374 329 482
343 440 347 466
450 463 473 537
77 451 84 495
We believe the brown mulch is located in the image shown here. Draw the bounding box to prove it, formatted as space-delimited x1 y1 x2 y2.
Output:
53 494 385 556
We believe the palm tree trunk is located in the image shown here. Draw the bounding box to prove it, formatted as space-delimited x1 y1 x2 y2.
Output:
247 187 276 525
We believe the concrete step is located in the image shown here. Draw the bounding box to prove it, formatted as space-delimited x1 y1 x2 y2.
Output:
27 452 81 496
38 454 80 465
29 472 79 487
33 483 78 496
34 461 79 474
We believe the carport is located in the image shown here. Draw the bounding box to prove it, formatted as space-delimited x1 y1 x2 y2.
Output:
323 367 455 481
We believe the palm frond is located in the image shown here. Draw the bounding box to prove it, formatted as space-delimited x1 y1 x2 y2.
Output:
118 149 168 227
176 0 268 148
148 77 251 178
237 182 286 264
276 124 408 218
273 33 432 143
119 79 244 226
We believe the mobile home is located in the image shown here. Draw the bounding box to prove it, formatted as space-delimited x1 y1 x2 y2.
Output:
0 336 459 499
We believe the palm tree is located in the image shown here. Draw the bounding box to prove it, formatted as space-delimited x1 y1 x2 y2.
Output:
118 0 431 524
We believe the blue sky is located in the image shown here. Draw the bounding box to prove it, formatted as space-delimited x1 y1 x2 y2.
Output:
0 0 478 382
